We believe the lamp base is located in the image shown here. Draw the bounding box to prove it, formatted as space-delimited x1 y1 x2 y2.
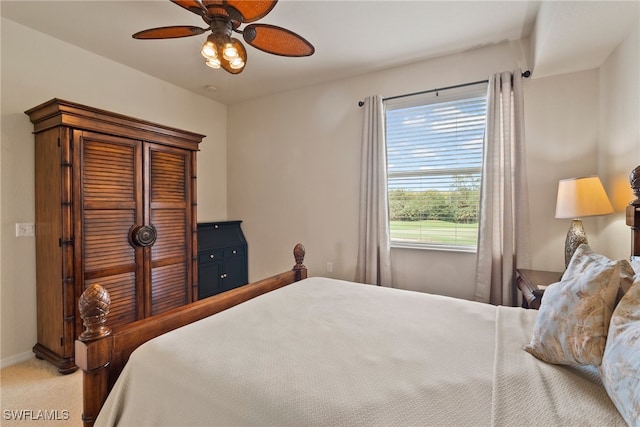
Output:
564 219 588 268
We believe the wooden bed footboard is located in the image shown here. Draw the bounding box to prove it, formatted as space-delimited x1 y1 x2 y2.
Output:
75 243 307 427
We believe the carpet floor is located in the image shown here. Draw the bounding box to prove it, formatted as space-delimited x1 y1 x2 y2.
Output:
0 357 82 426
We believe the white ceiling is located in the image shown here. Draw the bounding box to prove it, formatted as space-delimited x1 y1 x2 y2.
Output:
2 1 638 105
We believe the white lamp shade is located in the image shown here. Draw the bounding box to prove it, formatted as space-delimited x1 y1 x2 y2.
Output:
555 176 614 219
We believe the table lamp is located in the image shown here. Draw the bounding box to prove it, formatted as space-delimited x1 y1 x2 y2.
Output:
555 176 614 267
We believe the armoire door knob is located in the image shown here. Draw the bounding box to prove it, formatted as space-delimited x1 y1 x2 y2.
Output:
129 225 157 248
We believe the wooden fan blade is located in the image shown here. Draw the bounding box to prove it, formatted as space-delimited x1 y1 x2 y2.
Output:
171 0 208 17
132 26 207 39
243 24 314 57
225 0 277 23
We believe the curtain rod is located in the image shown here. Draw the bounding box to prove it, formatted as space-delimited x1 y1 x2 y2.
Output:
357 70 531 107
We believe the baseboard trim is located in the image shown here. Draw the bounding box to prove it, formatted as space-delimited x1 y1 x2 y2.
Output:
0 351 34 369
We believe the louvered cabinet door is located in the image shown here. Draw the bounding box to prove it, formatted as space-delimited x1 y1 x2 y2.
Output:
145 143 195 316
75 131 144 331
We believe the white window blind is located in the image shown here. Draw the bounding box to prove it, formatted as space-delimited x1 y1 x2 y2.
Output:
384 83 488 251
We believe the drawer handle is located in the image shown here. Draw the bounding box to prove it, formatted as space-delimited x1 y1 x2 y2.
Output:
209 254 215 259
220 273 227 279
232 250 237 254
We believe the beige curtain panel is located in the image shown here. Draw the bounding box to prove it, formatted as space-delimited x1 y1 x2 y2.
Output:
356 95 392 287
475 70 531 306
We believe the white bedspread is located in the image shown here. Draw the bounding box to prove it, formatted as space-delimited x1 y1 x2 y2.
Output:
492 306 624 426
96 277 623 426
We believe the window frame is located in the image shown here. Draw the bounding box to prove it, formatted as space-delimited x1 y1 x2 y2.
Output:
384 82 488 253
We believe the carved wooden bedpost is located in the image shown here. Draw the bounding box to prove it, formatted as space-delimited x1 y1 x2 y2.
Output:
293 243 308 281
75 284 113 427
627 165 640 257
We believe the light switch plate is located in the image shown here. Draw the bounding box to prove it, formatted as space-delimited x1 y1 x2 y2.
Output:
16 222 35 237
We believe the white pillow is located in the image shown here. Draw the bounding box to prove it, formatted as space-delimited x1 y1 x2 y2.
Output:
600 272 640 426
523 244 620 365
631 256 640 275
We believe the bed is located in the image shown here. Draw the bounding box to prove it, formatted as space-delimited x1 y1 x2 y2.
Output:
76 165 640 427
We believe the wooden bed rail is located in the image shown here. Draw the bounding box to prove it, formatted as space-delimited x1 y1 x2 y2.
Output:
627 165 640 258
75 243 307 427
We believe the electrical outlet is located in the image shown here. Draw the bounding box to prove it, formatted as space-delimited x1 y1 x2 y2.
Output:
326 262 333 273
16 222 35 237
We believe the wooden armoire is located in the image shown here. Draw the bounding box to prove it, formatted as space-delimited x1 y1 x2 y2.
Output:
26 99 204 373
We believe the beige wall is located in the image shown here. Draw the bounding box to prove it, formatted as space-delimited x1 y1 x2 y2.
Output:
228 25 639 298
227 42 527 300
599 20 640 261
227 40 623 299
0 18 227 365
524 69 601 271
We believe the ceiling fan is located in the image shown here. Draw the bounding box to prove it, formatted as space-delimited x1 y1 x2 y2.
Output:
133 0 315 74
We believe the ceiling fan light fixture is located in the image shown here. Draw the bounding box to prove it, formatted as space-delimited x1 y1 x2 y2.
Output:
223 42 239 61
229 57 244 70
219 38 247 74
201 36 218 59
205 57 221 69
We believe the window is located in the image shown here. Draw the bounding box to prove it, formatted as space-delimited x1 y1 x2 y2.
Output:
384 83 488 251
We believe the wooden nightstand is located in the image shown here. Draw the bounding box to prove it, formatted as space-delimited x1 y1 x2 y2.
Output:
516 269 562 309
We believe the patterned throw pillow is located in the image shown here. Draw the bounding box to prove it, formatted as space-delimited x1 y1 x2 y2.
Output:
523 245 620 365
616 259 635 304
600 272 640 426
